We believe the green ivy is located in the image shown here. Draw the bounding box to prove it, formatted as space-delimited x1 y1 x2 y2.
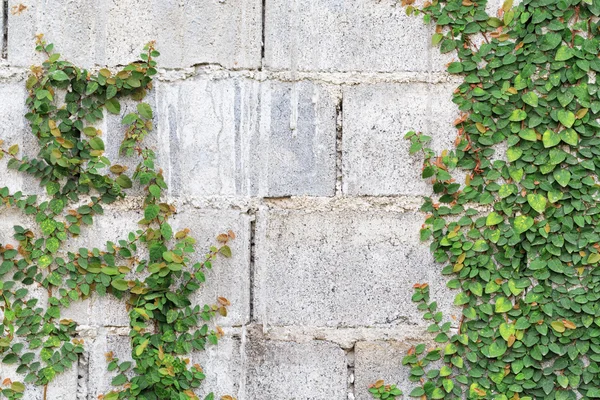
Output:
0 36 234 400
373 0 600 398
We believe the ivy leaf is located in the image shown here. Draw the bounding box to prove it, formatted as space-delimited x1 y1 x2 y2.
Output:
144 204 160 221
486 212 503 226
488 341 507 358
542 130 561 148
495 297 513 313
560 129 578 146
506 147 523 162
116 175 133 189
111 279 128 291
105 98 121 115
518 129 537 142
555 46 574 61
557 109 575 128
137 103 153 119
50 70 69 81
509 109 527 121
554 169 571 187
527 194 547 213
521 92 538 107
513 215 534 234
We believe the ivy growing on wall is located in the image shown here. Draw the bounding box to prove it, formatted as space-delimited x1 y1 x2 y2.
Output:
0 37 233 400
371 0 600 398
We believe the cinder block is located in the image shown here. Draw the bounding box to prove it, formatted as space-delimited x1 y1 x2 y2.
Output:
63 207 251 327
86 332 132 399
0 81 28 193
7 0 262 69
158 78 338 197
264 0 446 73
0 363 78 400
191 336 243 399
342 82 459 196
254 210 460 328
354 340 428 400
244 334 347 400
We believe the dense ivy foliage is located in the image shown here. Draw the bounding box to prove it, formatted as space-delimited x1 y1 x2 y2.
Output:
371 0 600 398
0 37 233 399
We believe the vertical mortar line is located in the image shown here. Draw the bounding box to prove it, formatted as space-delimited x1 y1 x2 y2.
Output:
260 0 266 70
335 90 344 196
2 0 8 59
248 211 257 322
346 344 356 400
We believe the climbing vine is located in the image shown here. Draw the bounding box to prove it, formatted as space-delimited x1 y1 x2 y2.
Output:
0 36 233 399
370 0 600 398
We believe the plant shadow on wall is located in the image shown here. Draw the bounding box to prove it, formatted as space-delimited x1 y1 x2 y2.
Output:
370 0 600 399
0 35 235 400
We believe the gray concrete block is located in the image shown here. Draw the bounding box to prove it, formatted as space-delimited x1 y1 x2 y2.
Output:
64 207 251 327
86 332 132 399
354 340 430 400
244 334 347 400
342 82 459 196
0 81 28 193
254 210 460 328
264 0 446 73
8 0 262 69
0 363 78 400
191 336 243 399
157 78 338 197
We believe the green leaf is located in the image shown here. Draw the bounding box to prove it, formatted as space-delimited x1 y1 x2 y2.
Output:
555 46 574 61
116 175 133 189
554 169 571 187
542 130 561 148
111 279 128 291
486 212 503 226
527 193 547 213
137 102 153 119
454 292 470 306
509 109 527 121
219 245 232 258
557 109 575 128
106 85 117 100
105 98 121 115
513 215 534 234
518 129 537 141
560 129 578 146
144 204 160 221
86 82 99 95
50 70 69 81
488 341 507 358
522 92 538 107
495 296 512 313
89 137 105 151
506 147 523 162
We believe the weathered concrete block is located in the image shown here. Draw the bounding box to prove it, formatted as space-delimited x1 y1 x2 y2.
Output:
0 363 78 400
354 340 427 400
191 336 243 399
64 207 251 327
265 0 448 73
254 210 460 328
244 335 347 400
342 82 459 196
158 78 338 197
86 332 132 399
0 81 28 193
8 0 262 69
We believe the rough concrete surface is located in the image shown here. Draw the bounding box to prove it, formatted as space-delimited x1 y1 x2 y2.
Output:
0 0 467 398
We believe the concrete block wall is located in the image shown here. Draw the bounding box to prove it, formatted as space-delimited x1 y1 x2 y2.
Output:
0 0 467 398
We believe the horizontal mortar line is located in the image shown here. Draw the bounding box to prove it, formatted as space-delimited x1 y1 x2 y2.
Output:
0 62 460 85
